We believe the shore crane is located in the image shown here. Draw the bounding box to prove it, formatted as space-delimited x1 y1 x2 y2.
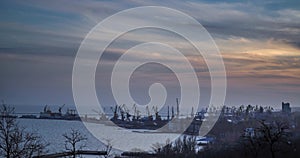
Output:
110 105 118 120
58 104 65 114
152 106 161 121
132 104 141 121
146 106 153 121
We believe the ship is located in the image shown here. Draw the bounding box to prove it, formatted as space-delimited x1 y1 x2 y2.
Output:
39 104 80 120
93 98 206 135
30 99 209 135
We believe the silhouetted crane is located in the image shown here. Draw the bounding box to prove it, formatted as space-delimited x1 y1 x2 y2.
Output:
43 105 48 113
176 98 179 118
171 106 175 119
167 106 170 120
121 104 131 121
152 106 161 121
118 105 125 121
110 105 118 120
58 104 65 114
146 106 153 121
132 104 141 121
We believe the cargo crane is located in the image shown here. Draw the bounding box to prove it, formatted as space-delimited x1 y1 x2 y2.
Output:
43 105 51 113
121 104 131 121
58 104 65 114
43 105 47 112
146 106 153 121
167 106 170 120
132 104 137 120
176 98 180 118
132 104 141 121
171 106 175 119
110 105 118 120
152 106 161 121
118 105 125 121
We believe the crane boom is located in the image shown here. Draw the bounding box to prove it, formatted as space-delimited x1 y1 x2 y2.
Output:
58 104 65 113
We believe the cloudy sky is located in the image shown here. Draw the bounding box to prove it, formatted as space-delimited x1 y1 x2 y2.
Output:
0 0 300 109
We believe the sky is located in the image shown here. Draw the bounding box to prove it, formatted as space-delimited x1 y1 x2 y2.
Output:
0 0 300 110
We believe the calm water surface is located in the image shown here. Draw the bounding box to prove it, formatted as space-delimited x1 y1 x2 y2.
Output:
18 118 107 153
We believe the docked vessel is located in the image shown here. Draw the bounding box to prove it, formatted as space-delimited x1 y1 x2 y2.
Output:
97 99 206 135
39 104 80 120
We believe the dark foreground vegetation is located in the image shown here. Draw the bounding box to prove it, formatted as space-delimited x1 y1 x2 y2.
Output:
149 112 300 158
0 104 48 157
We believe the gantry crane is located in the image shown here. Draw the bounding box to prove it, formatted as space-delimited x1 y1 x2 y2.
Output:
58 104 65 114
110 105 118 120
152 106 161 121
146 106 153 121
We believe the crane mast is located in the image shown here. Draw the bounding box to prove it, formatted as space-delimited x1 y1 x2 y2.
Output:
176 98 179 118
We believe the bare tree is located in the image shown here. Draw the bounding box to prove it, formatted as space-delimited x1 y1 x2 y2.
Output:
63 129 87 158
242 128 263 158
258 120 291 158
242 120 291 158
153 136 197 158
152 139 173 157
173 135 197 156
0 103 48 158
